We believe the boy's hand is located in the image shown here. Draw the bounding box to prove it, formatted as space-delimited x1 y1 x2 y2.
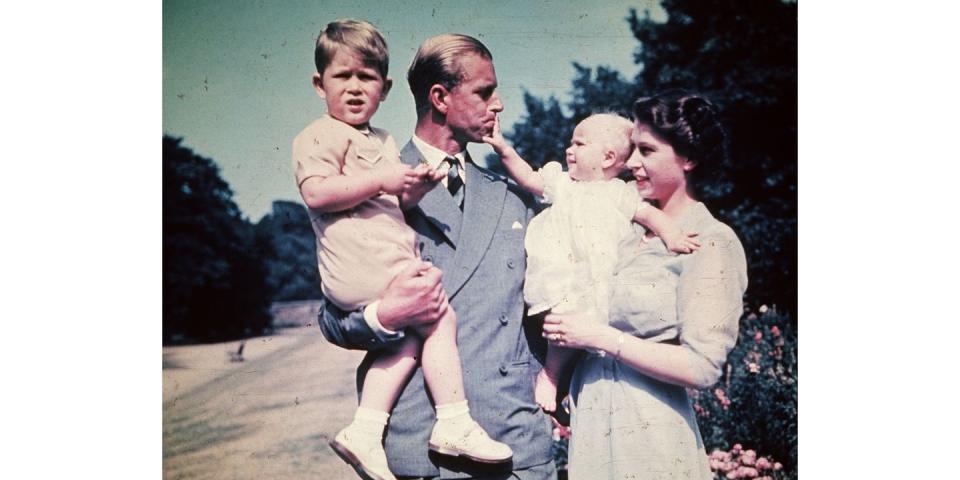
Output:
481 115 509 154
662 231 701 254
379 163 418 196
401 163 444 208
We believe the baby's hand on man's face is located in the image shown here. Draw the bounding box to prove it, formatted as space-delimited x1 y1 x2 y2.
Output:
481 115 508 152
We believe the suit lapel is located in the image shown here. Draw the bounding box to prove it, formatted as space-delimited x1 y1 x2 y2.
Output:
444 160 506 297
400 141 462 246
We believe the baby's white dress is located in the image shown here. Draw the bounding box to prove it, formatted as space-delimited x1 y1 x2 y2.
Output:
523 161 643 320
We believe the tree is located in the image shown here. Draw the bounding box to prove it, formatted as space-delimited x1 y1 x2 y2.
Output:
163 135 272 344
255 200 322 302
502 0 797 318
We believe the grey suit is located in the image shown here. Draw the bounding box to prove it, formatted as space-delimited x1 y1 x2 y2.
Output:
318 140 555 479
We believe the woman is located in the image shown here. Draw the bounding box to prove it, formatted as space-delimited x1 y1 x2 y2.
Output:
542 91 748 479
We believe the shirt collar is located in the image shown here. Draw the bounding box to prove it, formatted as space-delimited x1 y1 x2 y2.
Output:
411 135 466 171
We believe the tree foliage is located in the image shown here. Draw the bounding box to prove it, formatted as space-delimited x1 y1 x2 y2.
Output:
163 136 273 344
255 200 322 302
503 0 797 317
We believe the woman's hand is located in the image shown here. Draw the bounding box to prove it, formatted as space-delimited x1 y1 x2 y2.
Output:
542 311 615 351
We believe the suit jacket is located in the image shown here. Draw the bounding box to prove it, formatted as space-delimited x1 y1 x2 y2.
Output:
318 140 554 478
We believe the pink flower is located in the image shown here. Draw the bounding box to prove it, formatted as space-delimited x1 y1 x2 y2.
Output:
731 443 742 454
770 326 781 337
748 362 760 373
773 462 783 471
755 457 771 470
736 466 758 478
726 470 740 479
754 331 763 342
741 450 757 465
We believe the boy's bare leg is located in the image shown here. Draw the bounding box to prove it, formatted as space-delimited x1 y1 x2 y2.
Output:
415 307 466 404
331 337 420 480
359 336 421 411
415 307 514 463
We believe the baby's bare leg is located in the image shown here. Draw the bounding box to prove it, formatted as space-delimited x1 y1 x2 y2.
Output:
358 336 422 412
536 344 577 412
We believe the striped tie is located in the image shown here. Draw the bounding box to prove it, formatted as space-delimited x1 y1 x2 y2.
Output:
445 157 464 209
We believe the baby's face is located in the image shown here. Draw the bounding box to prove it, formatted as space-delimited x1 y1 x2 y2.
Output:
565 121 607 182
314 49 390 127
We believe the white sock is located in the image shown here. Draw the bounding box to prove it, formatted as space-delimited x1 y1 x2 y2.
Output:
435 400 474 435
435 400 470 420
350 406 389 436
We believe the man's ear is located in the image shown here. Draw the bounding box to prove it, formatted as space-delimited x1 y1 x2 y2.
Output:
312 73 326 99
428 84 449 114
380 77 393 101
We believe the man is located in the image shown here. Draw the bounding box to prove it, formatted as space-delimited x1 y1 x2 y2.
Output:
319 34 556 479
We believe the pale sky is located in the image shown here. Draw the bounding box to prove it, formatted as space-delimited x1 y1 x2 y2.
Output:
163 0 665 220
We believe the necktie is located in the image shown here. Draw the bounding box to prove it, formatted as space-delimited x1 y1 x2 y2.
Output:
445 157 464 209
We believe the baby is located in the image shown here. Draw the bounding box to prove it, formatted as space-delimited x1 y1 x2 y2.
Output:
292 19 512 480
483 113 699 411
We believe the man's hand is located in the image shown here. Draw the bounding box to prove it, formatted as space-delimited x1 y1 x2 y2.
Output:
377 260 448 331
378 163 418 196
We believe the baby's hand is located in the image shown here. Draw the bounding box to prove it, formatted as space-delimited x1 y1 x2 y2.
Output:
481 115 509 153
379 163 417 196
663 231 701 254
534 369 559 413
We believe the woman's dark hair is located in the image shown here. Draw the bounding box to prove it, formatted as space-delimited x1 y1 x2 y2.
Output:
632 90 729 197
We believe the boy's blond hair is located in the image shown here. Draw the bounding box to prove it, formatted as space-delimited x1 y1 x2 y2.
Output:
314 19 389 79
582 113 634 167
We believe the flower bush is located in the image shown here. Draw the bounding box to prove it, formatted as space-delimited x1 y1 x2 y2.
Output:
551 307 797 479
693 307 797 479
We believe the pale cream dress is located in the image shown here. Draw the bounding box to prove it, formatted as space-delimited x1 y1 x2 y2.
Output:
567 202 748 480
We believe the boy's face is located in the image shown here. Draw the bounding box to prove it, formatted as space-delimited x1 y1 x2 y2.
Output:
565 120 609 182
313 49 391 127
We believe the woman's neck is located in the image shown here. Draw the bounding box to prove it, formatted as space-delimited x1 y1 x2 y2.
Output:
658 188 697 220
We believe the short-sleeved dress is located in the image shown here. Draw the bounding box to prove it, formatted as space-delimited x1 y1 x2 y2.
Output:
567 202 748 480
292 114 417 310
524 162 644 321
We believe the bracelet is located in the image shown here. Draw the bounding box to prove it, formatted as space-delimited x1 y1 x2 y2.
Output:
614 332 625 360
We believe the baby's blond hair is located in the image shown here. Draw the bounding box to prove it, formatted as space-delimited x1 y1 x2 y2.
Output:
580 113 634 169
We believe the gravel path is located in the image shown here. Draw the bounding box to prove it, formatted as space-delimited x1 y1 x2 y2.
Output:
163 326 365 479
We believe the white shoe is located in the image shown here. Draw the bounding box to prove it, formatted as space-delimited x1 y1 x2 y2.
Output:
329 425 397 480
428 420 513 464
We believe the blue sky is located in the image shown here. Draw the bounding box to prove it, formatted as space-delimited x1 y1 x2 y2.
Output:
163 0 665 220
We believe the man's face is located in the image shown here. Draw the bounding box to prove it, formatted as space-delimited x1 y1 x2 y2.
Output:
444 54 503 144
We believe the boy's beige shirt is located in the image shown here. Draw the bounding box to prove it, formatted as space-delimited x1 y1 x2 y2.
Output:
292 114 417 310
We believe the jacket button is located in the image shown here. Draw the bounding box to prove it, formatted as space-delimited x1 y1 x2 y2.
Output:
499 315 508 326
499 365 508 375
507 260 516 269
423 255 433 262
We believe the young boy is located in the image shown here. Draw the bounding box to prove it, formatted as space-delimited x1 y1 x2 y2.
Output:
483 113 700 411
292 19 512 480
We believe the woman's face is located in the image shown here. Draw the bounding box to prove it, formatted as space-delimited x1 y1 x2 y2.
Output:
626 123 694 202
